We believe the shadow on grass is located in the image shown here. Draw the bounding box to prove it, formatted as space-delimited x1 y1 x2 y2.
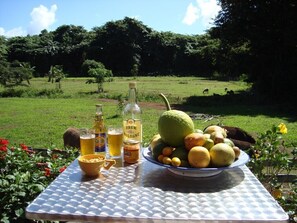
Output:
173 91 297 122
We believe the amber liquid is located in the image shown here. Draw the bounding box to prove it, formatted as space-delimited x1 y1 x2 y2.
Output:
94 114 106 154
108 129 123 157
80 135 95 155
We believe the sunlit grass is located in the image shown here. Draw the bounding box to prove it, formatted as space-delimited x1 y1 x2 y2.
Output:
0 77 295 149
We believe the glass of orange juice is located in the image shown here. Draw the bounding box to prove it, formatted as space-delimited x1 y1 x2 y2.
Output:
108 126 123 158
79 128 95 156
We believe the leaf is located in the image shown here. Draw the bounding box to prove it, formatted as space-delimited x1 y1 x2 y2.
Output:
1 216 9 223
0 179 9 187
15 208 24 217
5 174 15 181
17 191 26 197
30 184 45 192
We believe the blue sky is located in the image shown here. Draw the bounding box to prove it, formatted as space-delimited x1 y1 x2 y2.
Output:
0 0 221 37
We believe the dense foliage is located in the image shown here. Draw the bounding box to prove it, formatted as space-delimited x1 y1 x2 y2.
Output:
248 123 297 222
0 18 218 78
211 0 297 101
0 139 79 222
0 2 296 102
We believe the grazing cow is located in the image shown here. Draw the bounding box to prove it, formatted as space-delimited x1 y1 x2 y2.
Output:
203 88 209 94
227 90 234 95
224 87 228 92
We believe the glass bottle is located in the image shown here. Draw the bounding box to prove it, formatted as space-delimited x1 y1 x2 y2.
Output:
123 82 142 163
93 104 107 155
122 82 142 143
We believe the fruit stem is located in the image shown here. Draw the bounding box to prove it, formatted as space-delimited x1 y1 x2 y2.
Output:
159 93 171 111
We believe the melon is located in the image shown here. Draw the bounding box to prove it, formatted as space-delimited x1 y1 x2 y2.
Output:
158 93 194 147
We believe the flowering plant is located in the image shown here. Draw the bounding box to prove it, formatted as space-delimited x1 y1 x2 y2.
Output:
248 123 297 222
0 139 78 223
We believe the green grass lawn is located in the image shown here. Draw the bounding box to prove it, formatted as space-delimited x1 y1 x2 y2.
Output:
0 77 296 149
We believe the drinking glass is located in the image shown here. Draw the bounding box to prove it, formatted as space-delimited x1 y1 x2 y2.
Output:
108 126 123 158
79 128 95 155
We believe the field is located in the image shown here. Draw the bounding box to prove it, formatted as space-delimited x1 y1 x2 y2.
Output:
0 76 296 149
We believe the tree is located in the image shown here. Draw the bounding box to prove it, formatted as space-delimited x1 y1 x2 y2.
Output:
31 30 60 79
19 62 35 85
0 36 7 61
81 59 103 77
89 17 151 75
0 61 34 87
53 25 91 76
86 64 113 93
212 1 297 101
0 61 10 87
48 65 65 89
0 36 10 86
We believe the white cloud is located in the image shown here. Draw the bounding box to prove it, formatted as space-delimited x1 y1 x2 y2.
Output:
27 4 57 35
182 3 199 25
0 27 5 36
182 0 221 28
197 0 221 27
0 27 26 37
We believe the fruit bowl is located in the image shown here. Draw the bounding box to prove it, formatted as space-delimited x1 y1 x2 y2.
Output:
142 147 250 177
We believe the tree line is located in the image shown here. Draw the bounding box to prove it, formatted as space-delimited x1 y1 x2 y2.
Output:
0 17 219 77
0 1 296 102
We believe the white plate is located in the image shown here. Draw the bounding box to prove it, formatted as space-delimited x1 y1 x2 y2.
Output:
142 147 250 177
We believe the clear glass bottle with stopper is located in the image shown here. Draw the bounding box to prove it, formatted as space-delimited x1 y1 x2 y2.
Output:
122 82 142 163
123 82 142 142
93 104 107 156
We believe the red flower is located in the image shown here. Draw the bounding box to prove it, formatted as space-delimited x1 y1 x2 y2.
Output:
0 138 9 146
0 146 7 152
44 168 51 177
20 143 35 155
0 139 9 158
59 166 67 173
20 143 28 151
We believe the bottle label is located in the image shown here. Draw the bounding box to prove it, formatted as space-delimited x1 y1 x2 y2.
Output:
95 133 106 153
123 119 142 142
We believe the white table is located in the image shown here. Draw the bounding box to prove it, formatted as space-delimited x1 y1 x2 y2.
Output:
26 154 289 222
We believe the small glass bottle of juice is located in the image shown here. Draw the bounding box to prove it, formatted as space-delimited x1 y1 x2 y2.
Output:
93 104 107 156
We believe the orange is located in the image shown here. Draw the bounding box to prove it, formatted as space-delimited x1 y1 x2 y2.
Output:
171 157 181 167
188 146 210 168
157 154 164 163
184 133 206 151
162 146 174 156
209 143 235 167
162 156 172 165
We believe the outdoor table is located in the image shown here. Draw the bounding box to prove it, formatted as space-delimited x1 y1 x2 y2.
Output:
26 151 289 223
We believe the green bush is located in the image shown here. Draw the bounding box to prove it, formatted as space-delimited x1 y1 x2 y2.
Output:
248 123 297 222
0 88 63 98
0 139 79 222
81 59 105 77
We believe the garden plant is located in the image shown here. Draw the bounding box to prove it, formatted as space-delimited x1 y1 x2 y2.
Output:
0 139 79 223
248 123 297 222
